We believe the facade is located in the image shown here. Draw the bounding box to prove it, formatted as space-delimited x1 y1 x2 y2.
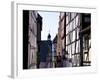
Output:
37 13 42 42
28 11 38 69
57 12 91 67
23 10 42 69
66 12 81 67
59 12 66 56
57 27 62 56
80 13 91 66
66 12 91 66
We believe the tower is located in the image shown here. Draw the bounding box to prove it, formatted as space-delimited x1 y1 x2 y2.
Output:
47 33 51 40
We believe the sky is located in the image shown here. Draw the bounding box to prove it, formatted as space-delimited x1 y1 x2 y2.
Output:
38 11 59 40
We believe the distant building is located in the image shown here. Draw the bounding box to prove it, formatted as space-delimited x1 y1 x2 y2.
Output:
39 33 52 68
36 13 43 68
52 35 57 57
52 34 57 67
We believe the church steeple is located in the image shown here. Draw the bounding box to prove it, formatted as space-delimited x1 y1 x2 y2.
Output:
47 33 51 40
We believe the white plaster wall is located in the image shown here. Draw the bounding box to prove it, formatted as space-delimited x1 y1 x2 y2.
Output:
28 11 37 69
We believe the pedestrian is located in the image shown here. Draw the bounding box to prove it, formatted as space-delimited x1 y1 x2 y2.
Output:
46 53 52 68
62 54 67 67
56 52 63 67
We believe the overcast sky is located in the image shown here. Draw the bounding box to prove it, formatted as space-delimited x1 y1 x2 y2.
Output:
38 11 59 40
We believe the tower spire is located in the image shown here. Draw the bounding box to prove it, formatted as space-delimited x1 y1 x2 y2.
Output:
47 29 51 40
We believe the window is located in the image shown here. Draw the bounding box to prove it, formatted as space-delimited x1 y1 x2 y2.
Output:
66 16 69 25
73 19 76 29
69 22 72 31
71 20 74 30
68 33 71 43
83 36 89 51
76 54 80 66
71 13 76 20
76 41 80 53
68 13 71 21
68 45 72 58
72 30 76 42
66 35 68 45
72 43 75 54
62 39 65 49
76 28 80 39
84 17 90 23
66 24 69 34
75 15 79 27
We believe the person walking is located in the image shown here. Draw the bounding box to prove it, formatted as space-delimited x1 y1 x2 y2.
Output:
56 52 63 67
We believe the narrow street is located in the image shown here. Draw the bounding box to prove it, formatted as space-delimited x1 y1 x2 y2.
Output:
23 10 91 69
